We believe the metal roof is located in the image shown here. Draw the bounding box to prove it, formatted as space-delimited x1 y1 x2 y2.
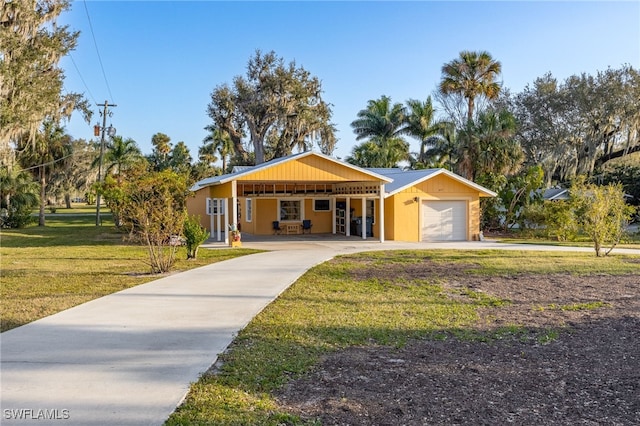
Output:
374 168 496 198
190 153 496 198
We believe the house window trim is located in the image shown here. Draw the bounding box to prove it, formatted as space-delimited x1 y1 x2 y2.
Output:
246 198 253 222
207 198 225 216
278 198 304 222
313 198 332 212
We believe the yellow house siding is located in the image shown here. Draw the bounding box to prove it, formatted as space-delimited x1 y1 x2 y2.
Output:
209 182 234 199
385 174 483 242
383 197 395 241
187 188 209 230
304 199 333 233
468 198 480 239
414 174 478 196
238 198 255 234
239 155 380 182
386 193 421 242
255 199 278 234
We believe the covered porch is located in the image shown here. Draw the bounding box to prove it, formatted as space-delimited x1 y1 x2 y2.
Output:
188 152 392 245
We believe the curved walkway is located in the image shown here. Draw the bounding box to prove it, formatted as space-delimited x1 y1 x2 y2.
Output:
1 240 639 425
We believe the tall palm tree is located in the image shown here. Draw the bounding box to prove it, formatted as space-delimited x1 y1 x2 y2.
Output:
202 126 234 172
439 50 502 124
403 97 447 167
17 119 71 226
414 122 458 170
351 95 406 141
150 132 172 170
349 96 409 167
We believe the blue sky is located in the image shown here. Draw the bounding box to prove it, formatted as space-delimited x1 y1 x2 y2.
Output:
60 1 640 162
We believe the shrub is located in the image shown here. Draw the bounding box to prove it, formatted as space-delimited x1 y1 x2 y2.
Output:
183 215 210 259
571 179 635 256
112 170 188 273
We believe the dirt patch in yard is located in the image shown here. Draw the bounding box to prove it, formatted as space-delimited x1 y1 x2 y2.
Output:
276 260 640 425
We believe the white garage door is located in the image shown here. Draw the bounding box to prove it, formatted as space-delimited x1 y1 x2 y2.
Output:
422 201 467 241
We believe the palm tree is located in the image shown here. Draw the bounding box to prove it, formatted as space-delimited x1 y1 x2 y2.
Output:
457 109 522 180
150 133 172 171
17 119 71 226
351 96 406 141
202 126 234 172
169 141 193 176
349 96 410 167
101 136 143 184
413 122 458 170
403 97 448 168
439 50 502 124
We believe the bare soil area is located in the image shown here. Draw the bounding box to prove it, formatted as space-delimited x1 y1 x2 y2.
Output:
276 261 640 425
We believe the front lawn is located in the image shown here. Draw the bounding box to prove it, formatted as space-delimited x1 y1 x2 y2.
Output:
166 249 640 425
0 215 261 332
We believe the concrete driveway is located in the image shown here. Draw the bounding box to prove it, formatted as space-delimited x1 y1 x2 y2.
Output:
2 238 639 425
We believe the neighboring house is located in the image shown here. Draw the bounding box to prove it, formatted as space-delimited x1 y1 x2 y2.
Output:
187 152 496 243
542 188 570 201
543 187 634 202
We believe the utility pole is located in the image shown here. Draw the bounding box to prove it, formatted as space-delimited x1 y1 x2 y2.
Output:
95 100 117 226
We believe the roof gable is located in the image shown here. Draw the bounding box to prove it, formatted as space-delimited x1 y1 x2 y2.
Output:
377 168 497 198
191 152 391 190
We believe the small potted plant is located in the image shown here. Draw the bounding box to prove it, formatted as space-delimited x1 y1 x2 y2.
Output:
228 224 242 247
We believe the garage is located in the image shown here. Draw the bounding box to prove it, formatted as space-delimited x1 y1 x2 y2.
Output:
422 200 467 241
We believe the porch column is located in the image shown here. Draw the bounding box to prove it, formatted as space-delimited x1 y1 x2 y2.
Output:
361 197 366 240
224 198 229 245
379 184 385 243
230 180 238 244
332 200 336 234
216 199 222 242
345 198 351 236
209 200 215 239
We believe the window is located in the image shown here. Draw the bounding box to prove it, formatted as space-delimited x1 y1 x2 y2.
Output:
246 199 253 222
279 200 301 221
313 199 331 212
207 199 225 216
215 199 225 216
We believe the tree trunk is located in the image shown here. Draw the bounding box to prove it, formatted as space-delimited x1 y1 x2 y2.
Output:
253 136 265 164
39 165 45 227
64 193 71 209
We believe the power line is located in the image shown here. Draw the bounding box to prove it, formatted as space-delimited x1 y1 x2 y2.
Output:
18 152 77 172
83 0 115 103
68 53 98 105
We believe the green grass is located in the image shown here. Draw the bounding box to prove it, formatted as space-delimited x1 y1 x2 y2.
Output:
492 228 640 250
0 215 261 332
347 248 640 275
535 301 612 312
166 249 640 425
34 203 108 215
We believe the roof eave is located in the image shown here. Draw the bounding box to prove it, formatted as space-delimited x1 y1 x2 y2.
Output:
384 169 497 198
196 152 392 189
